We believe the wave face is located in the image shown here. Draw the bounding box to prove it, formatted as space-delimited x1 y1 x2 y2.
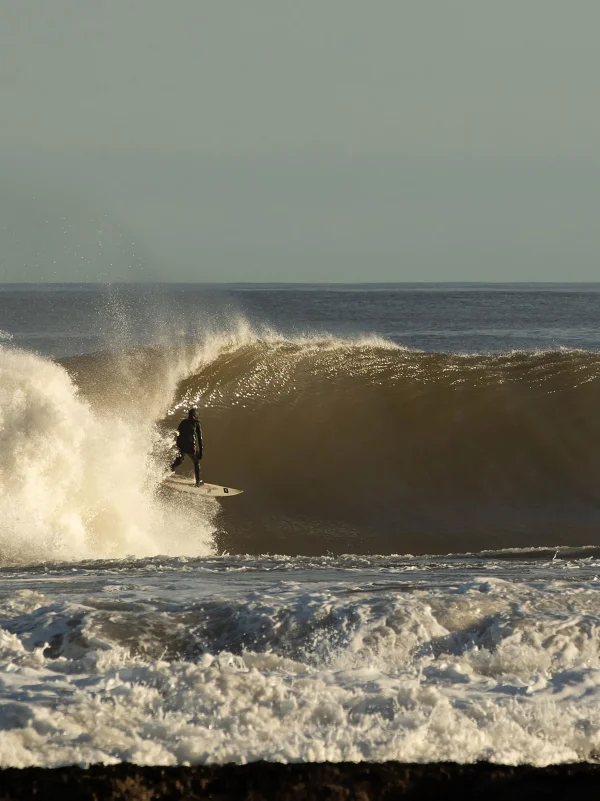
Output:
164 336 600 555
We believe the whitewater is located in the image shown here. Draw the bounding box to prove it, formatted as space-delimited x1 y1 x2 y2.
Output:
1 283 600 768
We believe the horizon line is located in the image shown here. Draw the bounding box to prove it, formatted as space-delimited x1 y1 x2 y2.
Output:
3 280 600 287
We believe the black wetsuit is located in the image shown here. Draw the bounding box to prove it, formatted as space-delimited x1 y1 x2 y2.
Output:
171 417 203 485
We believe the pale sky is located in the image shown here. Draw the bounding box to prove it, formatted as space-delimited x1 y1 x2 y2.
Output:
1 1 599 282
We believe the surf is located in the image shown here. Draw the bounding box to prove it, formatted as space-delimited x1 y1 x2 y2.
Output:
4 324 600 563
0 345 215 565
66 330 600 557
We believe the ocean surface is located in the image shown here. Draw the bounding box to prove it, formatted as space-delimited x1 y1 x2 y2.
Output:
1 283 600 767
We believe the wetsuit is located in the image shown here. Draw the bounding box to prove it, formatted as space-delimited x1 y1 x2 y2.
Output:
171 416 203 485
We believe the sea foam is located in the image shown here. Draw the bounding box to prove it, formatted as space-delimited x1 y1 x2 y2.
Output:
0 559 599 767
0 346 214 563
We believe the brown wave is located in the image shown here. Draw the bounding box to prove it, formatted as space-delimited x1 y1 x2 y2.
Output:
64 339 600 556
158 341 600 555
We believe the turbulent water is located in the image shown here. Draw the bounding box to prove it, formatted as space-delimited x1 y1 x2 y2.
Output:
1 283 600 767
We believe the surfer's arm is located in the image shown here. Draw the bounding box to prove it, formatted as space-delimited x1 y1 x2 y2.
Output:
196 422 203 458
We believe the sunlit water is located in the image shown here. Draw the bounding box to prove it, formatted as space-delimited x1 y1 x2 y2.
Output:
1 283 600 766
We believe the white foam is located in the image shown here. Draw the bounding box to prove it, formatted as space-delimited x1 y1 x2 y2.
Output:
0 346 215 563
0 568 599 767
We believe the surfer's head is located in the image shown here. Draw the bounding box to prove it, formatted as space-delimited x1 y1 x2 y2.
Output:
188 407 199 421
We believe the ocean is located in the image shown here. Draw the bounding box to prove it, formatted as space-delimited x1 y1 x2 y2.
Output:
1 283 600 767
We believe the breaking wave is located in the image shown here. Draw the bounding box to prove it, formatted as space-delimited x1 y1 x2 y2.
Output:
3 324 600 562
0 345 215 564
67 329 600 556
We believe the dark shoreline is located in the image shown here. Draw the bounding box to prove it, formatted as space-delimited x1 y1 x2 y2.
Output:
1 761 599 800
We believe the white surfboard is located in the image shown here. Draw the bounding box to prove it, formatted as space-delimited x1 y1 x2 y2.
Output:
162 476 243 497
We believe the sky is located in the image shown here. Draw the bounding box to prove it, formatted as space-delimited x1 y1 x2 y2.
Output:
1 1 599 282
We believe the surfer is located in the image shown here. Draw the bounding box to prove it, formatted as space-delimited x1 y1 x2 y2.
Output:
170 407 204 487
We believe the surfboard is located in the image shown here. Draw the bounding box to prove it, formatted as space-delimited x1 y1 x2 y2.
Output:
162 476 243 497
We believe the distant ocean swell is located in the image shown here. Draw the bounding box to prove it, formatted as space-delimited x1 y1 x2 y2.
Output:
2 329 600 562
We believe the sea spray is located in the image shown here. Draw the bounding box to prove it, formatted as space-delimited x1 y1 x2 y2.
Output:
0 346 214 563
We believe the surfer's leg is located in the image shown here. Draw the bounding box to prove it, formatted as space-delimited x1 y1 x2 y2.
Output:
170 452 184 471
193 455 203 487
